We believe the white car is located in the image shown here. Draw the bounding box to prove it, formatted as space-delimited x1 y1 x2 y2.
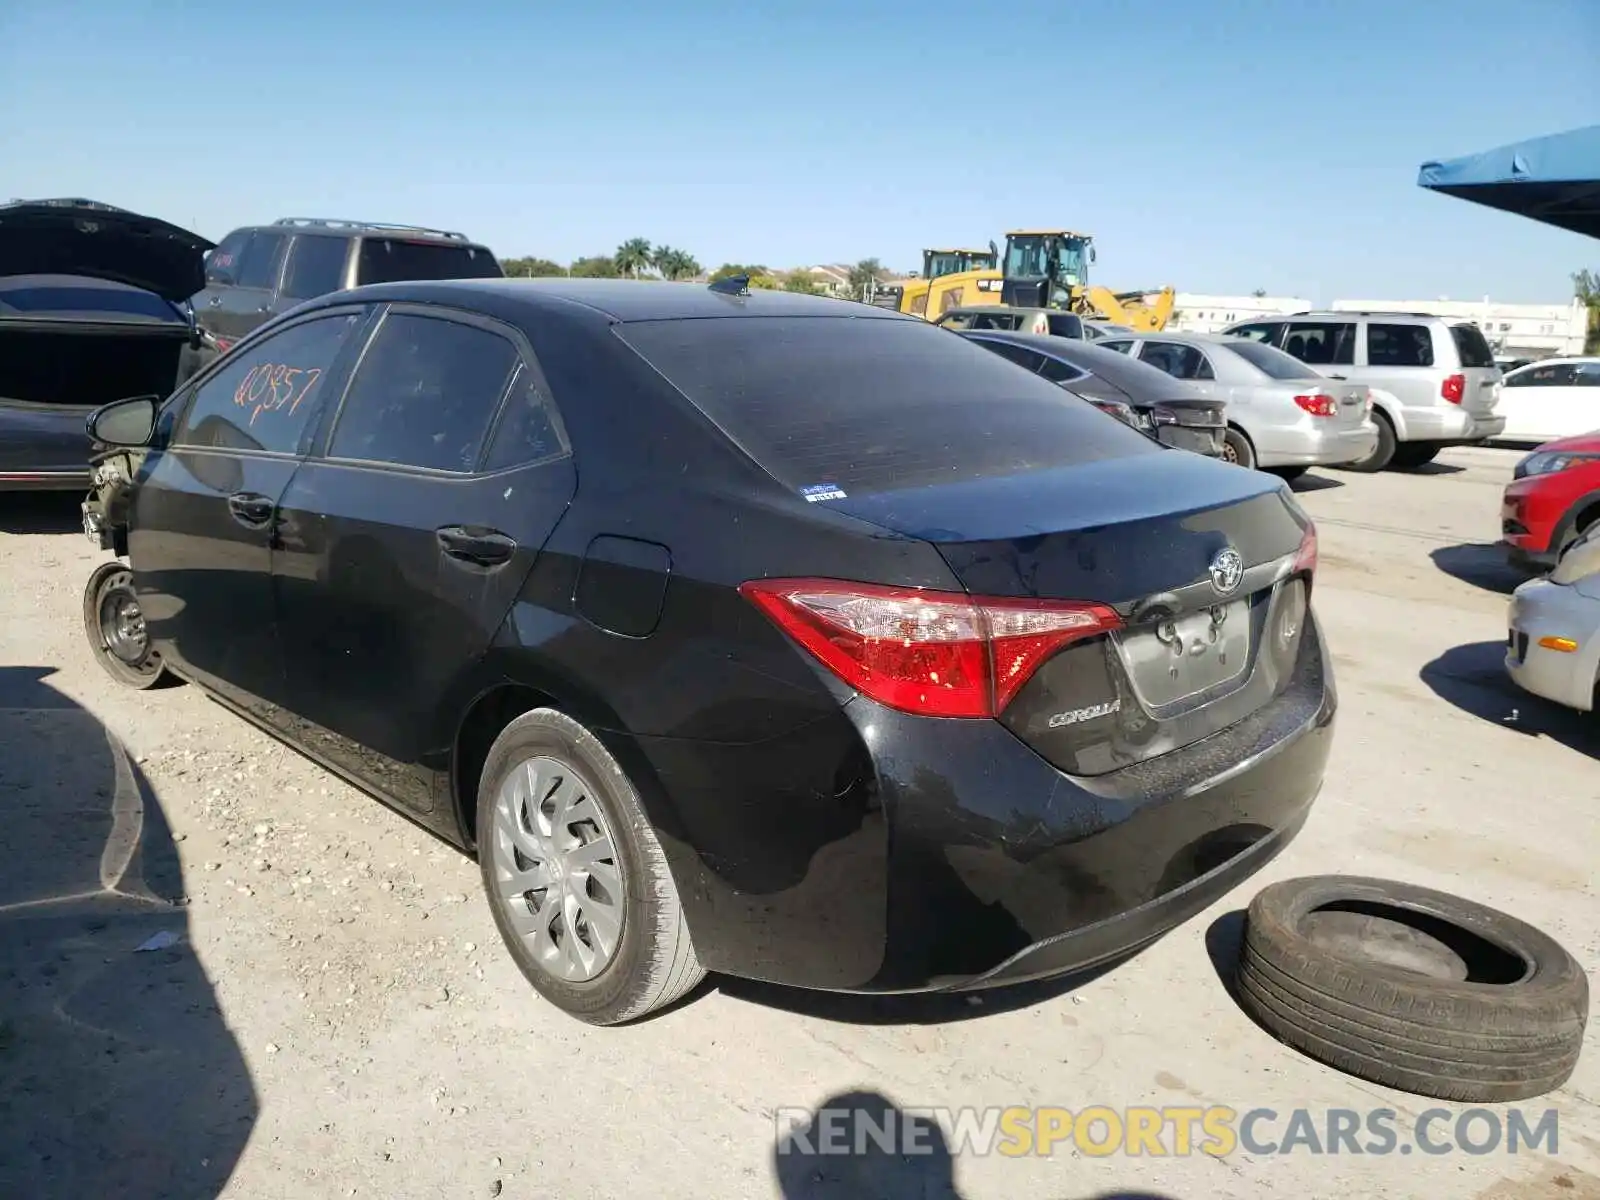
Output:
1497 358 1600 445
1506 526 1600 712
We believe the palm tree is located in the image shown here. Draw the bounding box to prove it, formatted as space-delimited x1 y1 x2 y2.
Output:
615 238 653 279
652 246 701 282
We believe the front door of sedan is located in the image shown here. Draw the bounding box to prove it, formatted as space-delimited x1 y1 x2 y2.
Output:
128 308 369 720
272 306 576 814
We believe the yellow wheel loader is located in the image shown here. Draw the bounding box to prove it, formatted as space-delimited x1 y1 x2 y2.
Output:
868 246 1003 315
874 231 1175 332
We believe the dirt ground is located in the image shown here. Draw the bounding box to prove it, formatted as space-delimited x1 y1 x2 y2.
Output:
1 446 1597 1200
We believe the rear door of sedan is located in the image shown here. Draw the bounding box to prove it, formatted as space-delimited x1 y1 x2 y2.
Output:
270 304 575 815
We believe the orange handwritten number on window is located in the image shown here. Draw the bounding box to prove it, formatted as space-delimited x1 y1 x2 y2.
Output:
288 368 321 414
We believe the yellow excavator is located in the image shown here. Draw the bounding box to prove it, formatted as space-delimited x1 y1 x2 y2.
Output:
873 230 1175 332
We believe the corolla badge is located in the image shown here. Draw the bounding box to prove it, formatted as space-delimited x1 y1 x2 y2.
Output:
1209 547 1245 596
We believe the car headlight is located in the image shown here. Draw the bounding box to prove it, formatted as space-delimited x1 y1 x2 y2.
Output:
1514 451 1600 479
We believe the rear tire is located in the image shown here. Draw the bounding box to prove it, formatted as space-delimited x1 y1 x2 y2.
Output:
1339 411 1396 473
82 562 178 691
1237 876 1588 1102
1220 426 1256 469
1391 442 1441 469
477 708 705 1025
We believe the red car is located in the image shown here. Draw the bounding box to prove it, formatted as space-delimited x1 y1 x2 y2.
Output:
1502 431 1600 570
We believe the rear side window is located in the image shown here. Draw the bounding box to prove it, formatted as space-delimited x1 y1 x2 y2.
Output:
1037 356 1088 385
1366 323 1435 368
329 312 519 472
1046 313 1084 339
1574 363 1600 387
975 340 1049 372
614 316 1156 493
355 239 502 285
481 365 566 470
1099 340 1134 355
175 313 360 454
1138 342 1213 381
1449 323 1496 369
235 232 287 290
1227 339 1320 380
281 235 351 300
1283 321 1354 366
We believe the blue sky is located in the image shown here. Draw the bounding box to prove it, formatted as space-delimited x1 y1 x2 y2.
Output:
3 0 1597 303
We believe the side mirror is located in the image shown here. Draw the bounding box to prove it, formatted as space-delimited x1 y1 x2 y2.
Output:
87 395 161 447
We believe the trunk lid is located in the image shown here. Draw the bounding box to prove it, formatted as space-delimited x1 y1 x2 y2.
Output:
0 199 214 302
830 451 1314 775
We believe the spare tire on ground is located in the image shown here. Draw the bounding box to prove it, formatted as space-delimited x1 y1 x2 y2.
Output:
1237 875 1588 1102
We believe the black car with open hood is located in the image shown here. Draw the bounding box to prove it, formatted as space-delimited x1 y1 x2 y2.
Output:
0 199 214 492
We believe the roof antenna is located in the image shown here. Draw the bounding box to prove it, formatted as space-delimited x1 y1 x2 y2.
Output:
708 273 750 297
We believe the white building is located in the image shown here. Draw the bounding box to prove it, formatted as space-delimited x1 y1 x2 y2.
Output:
1329 298 1589 361
1167 294 1312 334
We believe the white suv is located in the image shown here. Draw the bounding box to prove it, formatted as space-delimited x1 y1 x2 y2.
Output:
1224 311 1505 471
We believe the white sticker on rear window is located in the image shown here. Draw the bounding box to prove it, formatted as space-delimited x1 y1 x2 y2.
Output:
800 483 847 502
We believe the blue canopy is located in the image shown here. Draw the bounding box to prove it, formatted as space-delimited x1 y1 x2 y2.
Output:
1418 125 1600 239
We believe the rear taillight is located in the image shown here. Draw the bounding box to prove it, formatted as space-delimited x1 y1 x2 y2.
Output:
1294 393 1337 417
1442 374 1465 404
1293 523 1317 577
739 579 1121 718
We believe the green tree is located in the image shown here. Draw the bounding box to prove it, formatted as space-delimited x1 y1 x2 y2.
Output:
711 263 769 282
652 246 701 282
569 255 619 278
783 269 823 295
749 274 781 290
501 256 566 277
847 258 887 299
615 238 653 279
1575 269 1600 354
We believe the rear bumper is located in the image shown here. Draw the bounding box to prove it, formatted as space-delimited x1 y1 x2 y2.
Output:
1506 580 1600 712
645 611 1335 993
1403 405 1504 443
1267 423 1378 467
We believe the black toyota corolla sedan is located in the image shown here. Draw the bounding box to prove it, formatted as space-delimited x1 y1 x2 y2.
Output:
81 278 1333 1025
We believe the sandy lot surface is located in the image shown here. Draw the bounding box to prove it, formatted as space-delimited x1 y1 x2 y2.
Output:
1 447 1596 1200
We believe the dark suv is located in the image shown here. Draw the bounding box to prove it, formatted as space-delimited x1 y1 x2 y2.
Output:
191 218 501 351
80 278 1331 1026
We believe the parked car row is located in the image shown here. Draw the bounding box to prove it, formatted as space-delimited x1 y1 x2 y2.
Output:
0 199 505 492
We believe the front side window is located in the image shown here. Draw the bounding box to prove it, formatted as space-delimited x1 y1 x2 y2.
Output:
175 313 361 454
281 236 351 300
204 232 250 284
1283 321 1355 366
328 312 519 472
1509 364 1575 388
1573 363 1600 387
1228 321 1284 345
235 232 287 291
1366 323 1435 368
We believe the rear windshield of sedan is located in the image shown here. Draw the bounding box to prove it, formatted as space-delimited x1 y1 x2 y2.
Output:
1227 339 1321 380
614 315 1155 493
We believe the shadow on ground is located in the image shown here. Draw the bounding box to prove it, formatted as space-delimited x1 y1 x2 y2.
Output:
1429 543 1530 596
1287 473 1343 493
0 492 85 536
772 1088 1182 1199
1420 641 1599 758
0 665 256 1199
1393 461 1465 476
720 944 1148 1026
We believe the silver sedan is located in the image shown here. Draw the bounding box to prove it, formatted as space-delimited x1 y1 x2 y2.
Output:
1097 331 1379 476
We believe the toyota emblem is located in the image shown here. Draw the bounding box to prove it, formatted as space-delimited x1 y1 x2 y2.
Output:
1209 547 1245 596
